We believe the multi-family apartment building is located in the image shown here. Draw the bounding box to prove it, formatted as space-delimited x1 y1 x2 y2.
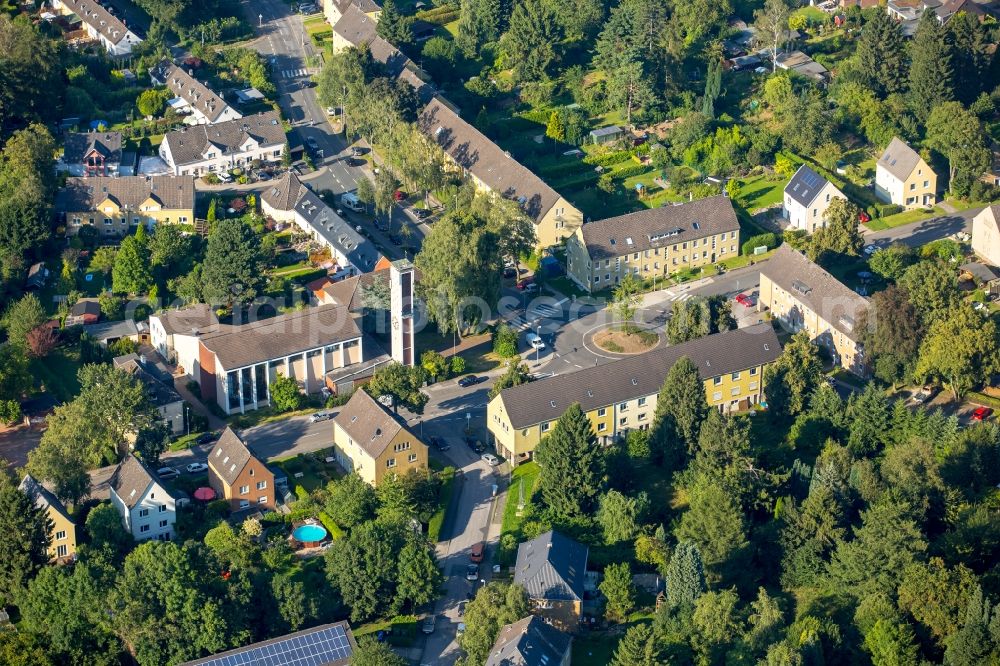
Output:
159 111 286 176
758 244 869 376
418 97 582 249
325 0 381 28
331 388 428 486
565 195 740 292
55 175 195 237
150 60 243 125
875 137 937 210
487 323 781 464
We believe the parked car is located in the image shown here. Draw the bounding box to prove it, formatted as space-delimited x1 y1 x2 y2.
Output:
466 564 480 581
157 467 180 480
526 332 545 350
309 411 333 423
413 208 431 219
255 171 272 181
458 601 468 617
503 267 516 279
457 622 466 637
911 385 935 404
516 279 538 292
421 615 436 634
863 244 878 256
971 406 993 422
196 431 219 445
306 137 319 150
734 293 755 307
465 436 485 453
482 453 500 466
428 435 449 451
185 462 208 474
458 375 485 387
470 542 484 563
393 189 406 202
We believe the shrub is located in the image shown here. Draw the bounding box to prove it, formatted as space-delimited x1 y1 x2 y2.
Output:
584 150 633 168
317 511 345 540
493 324 519 357
613 163 652 180
270 374 305 412
873 203 903 218
450 355 466 375
742 232 781 256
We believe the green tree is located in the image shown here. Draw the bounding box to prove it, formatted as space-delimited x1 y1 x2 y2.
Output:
667 298 711 344
897 558 976 645
908 10 954 119
366 362 428 414
597 490 648 544
136 87 169 117
2 293 45 348
456 0 502 56
926 101 991 197
611 623 661 666
746 587 785 654
420 350 450 381
501 0 562 82
0 470 51 604
201 219 265 305
898 259 958 326
458 583 530 665
545 111 565 146
868 244 913 281
375 0 413 46
324 473 378 529
612 273 642 329
148 224 192 270
84 502 134 562
864 620 920 666
651 356 708 462
692 589 741 663
916 305 999 400
89 246 117 274
488 356 531 399
394 538 442 612
133 422 170 467
269 374 304 412
943 586 1000 666
0 124 57 278
764 332 823 417
352 637 408 666
675 478 748 580
0 631 56 665
26 413 92 508
493 324 519 358
534 403 604 519
112 233 153 295
809 197 864 261
600 562 636 623
664 541 706 609
325 520 407 622
846 384 891 457
855 8 907 96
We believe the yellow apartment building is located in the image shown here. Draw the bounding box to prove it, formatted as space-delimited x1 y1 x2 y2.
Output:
487 323 782 464
565 195 740 292
55 176 195 237
758 244 869 376
332 388 429 486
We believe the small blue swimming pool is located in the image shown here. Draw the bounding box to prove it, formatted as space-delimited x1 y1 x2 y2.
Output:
292 524 328 543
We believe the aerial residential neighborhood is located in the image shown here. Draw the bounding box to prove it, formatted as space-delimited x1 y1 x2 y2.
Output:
4 0 1000 664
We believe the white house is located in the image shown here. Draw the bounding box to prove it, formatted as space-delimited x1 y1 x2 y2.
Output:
158 111 287 176
149 304 222 371
108 455 176 541
875 137 938 210
782 164 846 233
972 204 1000 267
50 0 143 56
149 60 243 126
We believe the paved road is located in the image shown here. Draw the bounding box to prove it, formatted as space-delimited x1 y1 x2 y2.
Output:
864 206 982 248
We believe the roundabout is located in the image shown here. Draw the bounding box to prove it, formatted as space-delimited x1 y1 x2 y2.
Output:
584 322 663 358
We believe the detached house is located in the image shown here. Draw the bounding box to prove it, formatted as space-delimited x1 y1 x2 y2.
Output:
783 165 846 233
759 244 869 375
150 60 243 126
50 0 142 55
262 172 389 277
159 111 287 176
486 616 572 666
565 195 740 293
19 474 77 562
55 175 195 237
60 131 122 177
114 354 186 436
513 531 589 631
875 137 937 209
109 454 176 541
418 97 582 249
972 204 1000 267
207 428 275 511
331 388 429 486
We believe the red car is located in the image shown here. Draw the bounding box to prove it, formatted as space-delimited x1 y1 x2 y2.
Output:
971 406 993 421
516 278 533 291
734 293 754 307
393 190 406 202
858 211 871 224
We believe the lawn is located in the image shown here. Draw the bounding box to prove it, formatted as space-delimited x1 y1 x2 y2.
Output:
498 461 540 565
735 173 787 212
427 466 457 542
31 346 83 403
355 615 420 647
864 206 941 231
572 618 654 666
276 452 341 495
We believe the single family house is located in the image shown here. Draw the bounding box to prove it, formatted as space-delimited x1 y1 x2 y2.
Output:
108 454 177 541
19 474 77 561
875 137 937 209
206 427 275 511
513 531 589 631
783 164 846 233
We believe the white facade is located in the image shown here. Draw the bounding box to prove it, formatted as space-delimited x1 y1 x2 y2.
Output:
50 0 143 56
159 137 285 176
109 481 176 541
180 103 243 127
783 181 845 233
874 166 905 207
972 206 1000 267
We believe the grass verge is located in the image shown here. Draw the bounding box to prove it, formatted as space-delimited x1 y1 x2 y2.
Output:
499 462 540 565
427 466 457 542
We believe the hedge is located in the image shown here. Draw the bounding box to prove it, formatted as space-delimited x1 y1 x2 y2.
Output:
742 232 781 256
612 163 653 180
535 160 592 179
551 171 600 190
868 203 903 218
517 109 551 125
415 5 459 23
294 485 310 502
317 511 346 540
584 150 633 168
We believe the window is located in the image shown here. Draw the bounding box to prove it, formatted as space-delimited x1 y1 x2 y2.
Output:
140 524 150 533
158 504 166 512
598 422 607 431
139 508 149 517
597 408 606 417
825 193 830 202
103 218 112 226
813 209 817 217
386 458 397 468
541 422 550 433
923 180 929 188
240 485 249 495
713 376 722 385
259 496 268 504
159 520 168 528
638 413 647 421
750 367 758 376
713 391 722 401
57 544 68 558
618 401 628 412
910 182 916 190
619 417 627 426
239 500 250 509
732 372 740 380
256 480 267 490
394 442 411 452
638 397 647 407
731 387 741 396
408 453 418 463
55 530 66 541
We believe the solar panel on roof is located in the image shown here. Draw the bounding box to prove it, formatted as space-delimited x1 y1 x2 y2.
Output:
192 624 353 666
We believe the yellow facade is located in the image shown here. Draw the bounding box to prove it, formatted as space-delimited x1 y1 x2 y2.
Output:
46 507 77 561
899 161 937 210
566 226 740 293
65 197 194 236
332 421 428 487
535 197 583 249
487 362 769 461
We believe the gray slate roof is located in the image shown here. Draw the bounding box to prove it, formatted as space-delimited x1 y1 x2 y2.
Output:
63 131 122 164
485 616 572 666
109 454 171 509
332 4 377 45
589 125 624 138
150 60 238 124
208 427 265 486
784 164 830 208
497 323 781 429
155 303 222 336
199 304 361 370
71 298 101 318
161 111 286 167
333 388 411 459
83 318 138 342
418 97 563 223
55 175 195 213
19 474 72 524
59 0 135 45
877 137 923 182
579 195 739 260
760 244 869 342
114 357 183 408
514 531 588 601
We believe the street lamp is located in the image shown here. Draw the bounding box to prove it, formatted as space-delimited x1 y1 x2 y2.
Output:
258 13 263 27
535 325 541 363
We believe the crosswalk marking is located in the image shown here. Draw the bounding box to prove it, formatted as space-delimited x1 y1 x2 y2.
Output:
281 68 310 78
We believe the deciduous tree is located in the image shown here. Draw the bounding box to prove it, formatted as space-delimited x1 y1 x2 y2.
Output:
600 562 636 623
201 219 265 305
366 362 428 414
926 101 991 197
458 583 529 665
916 306 999 400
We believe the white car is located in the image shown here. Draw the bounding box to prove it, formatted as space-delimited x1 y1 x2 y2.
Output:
863 244 878 256
185 462 208 474
526 332 545 350
309 411 333 423
482 453 500 466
